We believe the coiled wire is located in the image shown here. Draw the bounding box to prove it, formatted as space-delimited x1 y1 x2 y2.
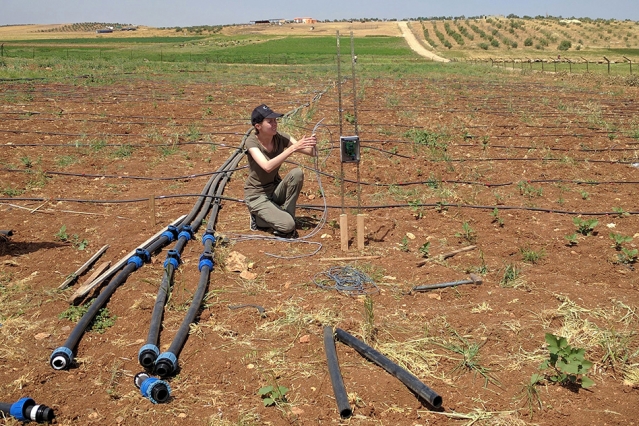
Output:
313 266 379 296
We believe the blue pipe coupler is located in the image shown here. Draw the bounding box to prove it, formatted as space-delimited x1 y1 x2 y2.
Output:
8 397 55 422
163 249 181 270
138 344 160 370
127 248 151 270
178 225 193 241
198 252 214 272
49 346 73 370
161 225 179 243
134 372 171 404
201 231 216 248
154 351 178 378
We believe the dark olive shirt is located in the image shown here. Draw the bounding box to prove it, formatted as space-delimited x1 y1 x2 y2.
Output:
243 132 292 198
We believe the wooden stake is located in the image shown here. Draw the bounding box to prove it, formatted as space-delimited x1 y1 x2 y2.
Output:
58 244 109 289
416 245 476 267
340 214 348 251
69 214 186 303
149 194 156 226
356 214 365 250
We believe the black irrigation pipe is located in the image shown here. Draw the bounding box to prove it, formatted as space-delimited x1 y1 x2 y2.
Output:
0 397 55 423
154 142 246 378
48 152 230 373
334 328 442 409
323 326 352 419
139 136 247 371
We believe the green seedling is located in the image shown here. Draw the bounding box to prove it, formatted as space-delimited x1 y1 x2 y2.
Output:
564 233 578 246
500 263 520 287
580 190 589 200
612 207 630 218
418 241 431 258
617 248 638 265
517 180 543 198
399 236 409 252
518 373 543 419
539 333 594 389
363 295 376 343
490 207 504 227
257 384 289 407
520 246 546 264
55 225 69 242
455 221 476 243
573 217 598 236
610 233 632 250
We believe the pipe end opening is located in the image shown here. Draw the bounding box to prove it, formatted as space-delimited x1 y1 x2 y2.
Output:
340 408 353 419
431 396 443 409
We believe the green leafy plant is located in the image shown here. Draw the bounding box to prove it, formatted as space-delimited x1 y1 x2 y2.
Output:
610 233 632 250
55 225 69 242
59 302 116 333
257 384 289 407
518 373 543 419
399 236 409 252
539 333 594 388
490 207 504 227
517 180 543 198
612 207 630 218
617 248 638 265
520 245 546 264
455 221 476 243
500 263 520 287
573 217 598 235
564 233 579 246
418 241 431 258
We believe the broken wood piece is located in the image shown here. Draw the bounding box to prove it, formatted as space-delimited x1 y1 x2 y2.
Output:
320 255 381 262
416 245 476 267
68 214 186 303
58 244 109 289
77 261 111 290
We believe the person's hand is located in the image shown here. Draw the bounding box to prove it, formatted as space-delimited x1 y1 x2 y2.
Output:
294 134 316 152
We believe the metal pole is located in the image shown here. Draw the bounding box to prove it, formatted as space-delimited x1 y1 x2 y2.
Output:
350 31 361 214
337 31 344 214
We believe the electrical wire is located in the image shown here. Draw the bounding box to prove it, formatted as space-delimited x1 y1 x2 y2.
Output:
313 266 379 296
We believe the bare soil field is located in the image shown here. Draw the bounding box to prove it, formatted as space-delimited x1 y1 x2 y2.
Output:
1 66 639 426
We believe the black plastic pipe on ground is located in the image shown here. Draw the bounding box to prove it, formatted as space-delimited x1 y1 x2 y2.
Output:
334 328 443 409
0 397 55 423
50 238 167 370
154 148 245 377
323 326 352 418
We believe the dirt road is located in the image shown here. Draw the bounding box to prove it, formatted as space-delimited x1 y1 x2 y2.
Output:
398 21 449 62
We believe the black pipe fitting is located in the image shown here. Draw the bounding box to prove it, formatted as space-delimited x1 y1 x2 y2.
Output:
0 397 55 423
134 372 171 404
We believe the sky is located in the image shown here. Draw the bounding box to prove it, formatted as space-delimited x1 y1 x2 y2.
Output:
2 0 638 28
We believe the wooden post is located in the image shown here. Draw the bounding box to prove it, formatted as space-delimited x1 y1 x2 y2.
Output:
149 194 156 226
340 214 348 251
356 214 365 250
603 56 610 74
624 56 632 74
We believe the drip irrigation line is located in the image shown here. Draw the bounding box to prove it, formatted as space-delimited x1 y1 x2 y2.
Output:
0 128 248 139
40 166 248 181
297 202 639 216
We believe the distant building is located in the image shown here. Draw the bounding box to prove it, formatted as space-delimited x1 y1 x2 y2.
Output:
293 17 317 24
